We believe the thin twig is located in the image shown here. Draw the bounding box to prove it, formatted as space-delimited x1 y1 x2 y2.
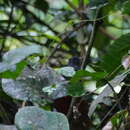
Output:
7 5 14 30
45 22 86 64
10 14 23 33
67 97 77 118
0 3 14 58
23 7 58 35
107 81 117 97
107 65 122 78
99 26 117 40
67 9 99 120
76 11 127 23
65 0 82 18
106 80 122 110
79 0 84 8
81 9 99 69
100 87 127 127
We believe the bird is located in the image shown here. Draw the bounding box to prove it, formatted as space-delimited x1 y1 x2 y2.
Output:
68 56 81 71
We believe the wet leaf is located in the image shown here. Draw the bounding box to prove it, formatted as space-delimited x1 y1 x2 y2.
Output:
2 65 67 103
15 106 69 130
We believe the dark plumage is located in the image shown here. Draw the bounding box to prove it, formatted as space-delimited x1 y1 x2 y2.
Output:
68 56 81 70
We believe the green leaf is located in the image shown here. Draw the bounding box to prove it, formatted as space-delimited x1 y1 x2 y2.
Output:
100 33 130 73
42 33 61 42
71 0 78 7
123 1 130 14
0 61 27 79
67 81 85 97
57 67 76 77
110 110 128 127
15 106 69 130
84 0 89 4
68 70 106 97
34 0 49 13
70 70 107 83
0 45 43 73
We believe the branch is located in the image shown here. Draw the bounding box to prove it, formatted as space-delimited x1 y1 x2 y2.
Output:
106 80 122 110
67 97 77 119
23 8 58 35
79 0 84 8
99 26 117 40
65 0 83 18
67 9 99 120
99 87 127 128
81 9 99 69
0 4 14 59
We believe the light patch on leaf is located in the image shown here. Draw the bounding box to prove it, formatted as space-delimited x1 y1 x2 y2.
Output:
122 55 130 69
57 67 75 77
42 85 57 95
102 122 112 130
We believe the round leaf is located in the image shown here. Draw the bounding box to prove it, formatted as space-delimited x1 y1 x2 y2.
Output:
15 106 69 130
